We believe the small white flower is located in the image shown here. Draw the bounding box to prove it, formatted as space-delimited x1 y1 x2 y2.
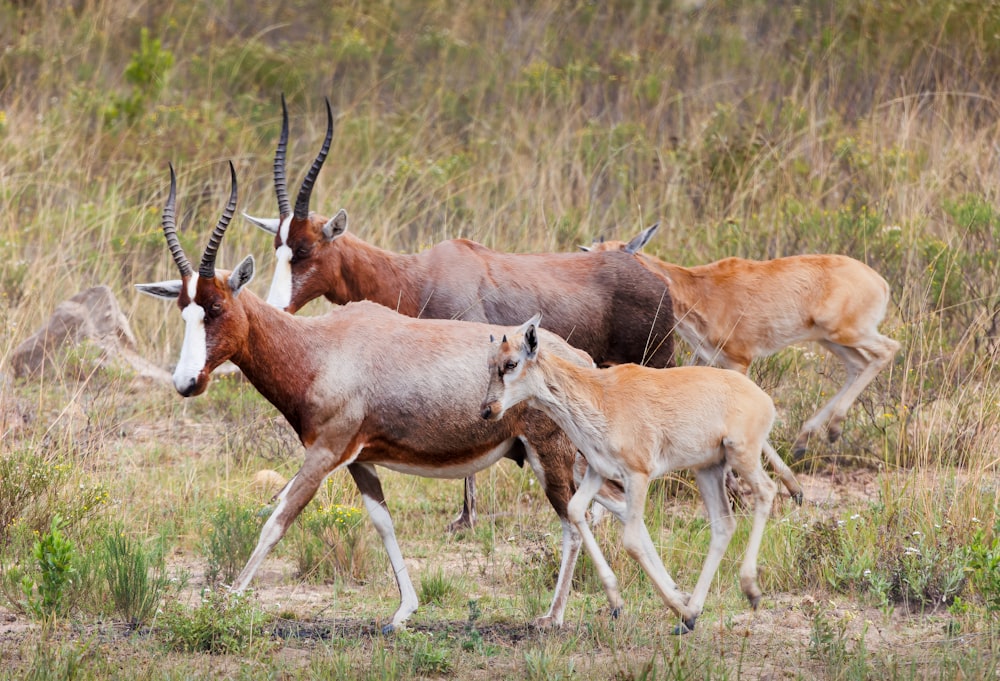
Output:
850 514 860 521
912 530 922 537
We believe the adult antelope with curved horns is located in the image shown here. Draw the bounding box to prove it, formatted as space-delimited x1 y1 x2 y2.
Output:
137 162 641 632
243 95 678 531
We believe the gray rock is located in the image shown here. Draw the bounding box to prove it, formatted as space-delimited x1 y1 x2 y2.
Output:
9 285 170 383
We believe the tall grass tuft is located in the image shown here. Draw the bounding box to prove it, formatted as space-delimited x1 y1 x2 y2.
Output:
201 498 268 587
102 526 171 628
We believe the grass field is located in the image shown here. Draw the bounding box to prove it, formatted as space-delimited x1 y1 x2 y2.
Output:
1 0 999 678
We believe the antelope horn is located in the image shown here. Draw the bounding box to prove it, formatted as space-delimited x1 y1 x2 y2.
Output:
199 161 238 280
274 93 291 219
162 163 193 278
294 97 333 220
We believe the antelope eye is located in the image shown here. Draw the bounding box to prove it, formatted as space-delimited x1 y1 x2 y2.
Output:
209 302 223 315
504 360 518 373
293 245 312 262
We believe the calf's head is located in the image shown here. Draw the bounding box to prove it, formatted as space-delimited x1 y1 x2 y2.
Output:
136 162 255 397
480 314 543 421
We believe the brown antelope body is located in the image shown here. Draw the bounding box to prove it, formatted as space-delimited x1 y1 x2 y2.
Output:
481 316 781 633
244 97 676 529
584 224 900 457
137 164 636 632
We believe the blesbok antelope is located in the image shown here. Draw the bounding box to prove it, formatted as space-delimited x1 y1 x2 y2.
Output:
583 224 900 458
481 315 782 633
137 163 630 632
243 96 676 530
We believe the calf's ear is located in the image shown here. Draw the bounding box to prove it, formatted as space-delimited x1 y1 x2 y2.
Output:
522 312 542 359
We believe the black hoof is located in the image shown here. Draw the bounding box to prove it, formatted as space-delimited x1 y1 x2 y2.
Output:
792 445 807 462
447 517 474 533
671 617 696 635
381 623 396 635
610 606 622 619
792 491 804 507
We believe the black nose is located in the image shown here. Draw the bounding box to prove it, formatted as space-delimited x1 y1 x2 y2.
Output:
481 405 493 420
175 376 198 397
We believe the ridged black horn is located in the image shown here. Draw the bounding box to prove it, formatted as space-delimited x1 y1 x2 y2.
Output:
294 97 333 220
162 163 193 278
199 161 238 280
274 93 291 219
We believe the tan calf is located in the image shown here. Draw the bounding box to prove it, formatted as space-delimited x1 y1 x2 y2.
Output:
584 224 900 458
481 315 782 633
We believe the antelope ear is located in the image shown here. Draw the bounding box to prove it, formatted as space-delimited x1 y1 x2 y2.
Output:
229 255 255 295
243 212 281 236
624 222 659 254
578 245 592 252
524 325 539 359
321 208 348 242
135 281 183 300
521 313 542 359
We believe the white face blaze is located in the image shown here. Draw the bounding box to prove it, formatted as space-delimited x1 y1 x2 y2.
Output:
173 275 207 394
265 215 294 309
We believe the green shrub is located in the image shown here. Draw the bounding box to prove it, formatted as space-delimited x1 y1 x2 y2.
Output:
156 589 271 655
0 448 63 543
103 27 174 126
290 502 368 583
796 504 968 610
965 516 1000 617
21 515 75 620
201 498 267 587
398 630 453 676
102 527 172 628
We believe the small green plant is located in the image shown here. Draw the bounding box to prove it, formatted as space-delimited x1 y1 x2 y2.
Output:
102 527 172 628
156 589 271 655
398 630 453 676
22 515 75 620
807 604 849 667
291 501 368 583
964 516 1000 617
201 498 268 587
103 27 174 125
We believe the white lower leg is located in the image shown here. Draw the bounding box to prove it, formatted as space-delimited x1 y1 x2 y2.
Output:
535 518 582 627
